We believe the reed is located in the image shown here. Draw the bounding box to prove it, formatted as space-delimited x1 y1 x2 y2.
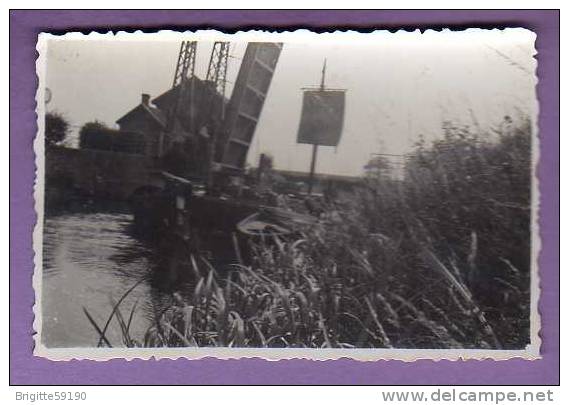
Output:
84 117 531 349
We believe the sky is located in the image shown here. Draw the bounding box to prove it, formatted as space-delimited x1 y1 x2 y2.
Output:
43 29 537 176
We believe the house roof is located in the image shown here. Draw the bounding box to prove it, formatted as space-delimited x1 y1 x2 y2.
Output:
153 76 229 108
116 76 229 132
144 103 168 127
116 101 167 128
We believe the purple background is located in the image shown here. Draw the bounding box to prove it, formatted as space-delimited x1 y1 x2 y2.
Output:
9 10 559 385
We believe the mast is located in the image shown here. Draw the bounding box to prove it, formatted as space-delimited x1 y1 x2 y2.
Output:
307 59 326 195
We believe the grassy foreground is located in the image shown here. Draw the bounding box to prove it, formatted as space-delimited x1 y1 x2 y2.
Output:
85 118 532 349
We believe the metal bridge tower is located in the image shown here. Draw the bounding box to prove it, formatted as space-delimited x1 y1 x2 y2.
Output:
205 41 230 120
159 41 197 157
203 41 230 187
168 41 198 130
172 41 197 89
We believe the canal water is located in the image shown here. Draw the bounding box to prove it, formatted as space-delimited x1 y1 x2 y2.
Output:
41 210 183 348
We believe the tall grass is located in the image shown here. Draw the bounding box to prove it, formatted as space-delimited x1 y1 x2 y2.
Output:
84 117 532 349
358 117 532 348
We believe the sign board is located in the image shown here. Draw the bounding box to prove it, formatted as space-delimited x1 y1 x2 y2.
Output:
296 90 345 146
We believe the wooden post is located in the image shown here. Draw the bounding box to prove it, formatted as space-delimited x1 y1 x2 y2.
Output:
307 59 326 196
308 143 318 195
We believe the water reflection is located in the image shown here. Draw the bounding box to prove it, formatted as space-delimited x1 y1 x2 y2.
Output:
41 209 190 348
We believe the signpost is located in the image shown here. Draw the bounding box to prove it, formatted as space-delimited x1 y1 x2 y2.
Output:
296 60 346 194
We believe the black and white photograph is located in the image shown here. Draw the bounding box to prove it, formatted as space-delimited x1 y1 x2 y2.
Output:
34 29 539 360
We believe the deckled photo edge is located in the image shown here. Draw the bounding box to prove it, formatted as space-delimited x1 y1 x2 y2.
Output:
32 28 541 362
33 33 48 358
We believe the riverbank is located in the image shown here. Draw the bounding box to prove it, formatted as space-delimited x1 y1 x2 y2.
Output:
81 118 532 349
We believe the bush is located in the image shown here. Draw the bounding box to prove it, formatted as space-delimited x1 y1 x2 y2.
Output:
79 121 145 154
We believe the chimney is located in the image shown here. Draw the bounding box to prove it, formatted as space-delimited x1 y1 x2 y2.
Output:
141 93 150 106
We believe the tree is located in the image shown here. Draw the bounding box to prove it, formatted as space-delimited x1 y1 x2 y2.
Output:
364 155 391 179
45 112 69 145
